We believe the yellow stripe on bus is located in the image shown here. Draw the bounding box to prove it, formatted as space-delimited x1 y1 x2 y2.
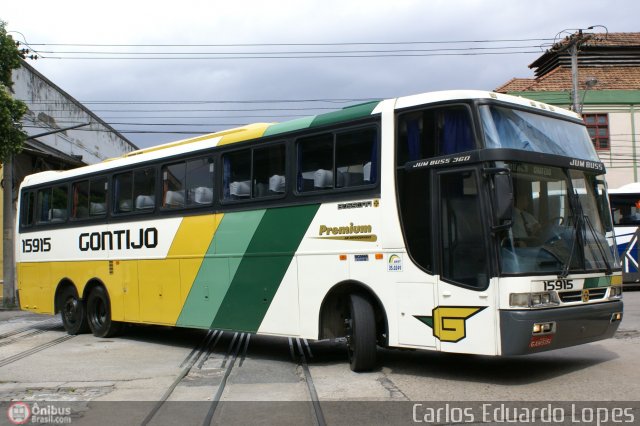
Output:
216 123 272 146
135 214 222 325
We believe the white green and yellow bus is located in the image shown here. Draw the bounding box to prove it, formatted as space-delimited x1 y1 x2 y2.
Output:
16 90 623 371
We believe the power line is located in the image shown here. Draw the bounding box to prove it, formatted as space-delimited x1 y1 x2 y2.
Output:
20 98 376 105
26 38 554 48
38 51 542 60
35 45 544 56
25 107 342 112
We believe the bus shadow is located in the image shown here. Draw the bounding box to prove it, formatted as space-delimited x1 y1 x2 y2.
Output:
98 326 619 387
115 326 301 364
308 339 618 386
382 346 618 385
115 324 209 351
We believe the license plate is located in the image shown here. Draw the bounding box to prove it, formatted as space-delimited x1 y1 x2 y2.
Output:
529 335 554 348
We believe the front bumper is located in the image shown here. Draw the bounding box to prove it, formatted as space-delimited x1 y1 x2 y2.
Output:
500 300 623 356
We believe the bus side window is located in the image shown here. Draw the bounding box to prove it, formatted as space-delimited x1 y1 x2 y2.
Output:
162 157 214 208
397 106 474 166
72 180 89 219
398 112 428 165
114 168 156 213
36 188 51 223
297 133 333 192
114 172 134 213
398 168 433 272
186 157 214 205
51 186 68 222
133 168 156 211
253 145 285 198
73 178 107 219
439 171 488 289
335 128 377 188
21 191 36 227
163 162 186 208
437 108 474 155
36 186 68 224
89 177 108 217
223 150 251 200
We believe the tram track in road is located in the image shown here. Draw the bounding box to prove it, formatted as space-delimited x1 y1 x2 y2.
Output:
0 334 75 368
290 337 327 426
0 317 61 340
140 329 251 426
140 332 324 426
202 332 248 425
141 328 222 425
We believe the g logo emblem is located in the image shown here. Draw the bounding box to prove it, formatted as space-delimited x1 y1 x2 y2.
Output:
415 306 486 342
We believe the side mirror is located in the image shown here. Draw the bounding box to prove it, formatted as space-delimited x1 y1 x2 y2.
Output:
484 167 513 232
494 173 513 222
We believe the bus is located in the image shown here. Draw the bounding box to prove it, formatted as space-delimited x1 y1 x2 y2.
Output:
15 90 623 372
609 182 640 285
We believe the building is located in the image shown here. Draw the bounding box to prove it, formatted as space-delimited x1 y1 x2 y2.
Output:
1 60 138 300
495 32 640 189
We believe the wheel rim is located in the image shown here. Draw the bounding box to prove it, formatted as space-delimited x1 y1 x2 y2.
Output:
63 297 79 325
345 317 354 361
95 299 107 326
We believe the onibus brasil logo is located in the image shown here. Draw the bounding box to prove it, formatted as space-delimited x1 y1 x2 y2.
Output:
7 401 72 424
415 306 486 342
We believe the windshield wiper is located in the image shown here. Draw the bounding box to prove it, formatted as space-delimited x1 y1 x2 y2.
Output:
559 192 583 278
582 214 614 275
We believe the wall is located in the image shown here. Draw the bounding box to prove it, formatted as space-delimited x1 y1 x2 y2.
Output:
581 105 639 190
12 62 136 164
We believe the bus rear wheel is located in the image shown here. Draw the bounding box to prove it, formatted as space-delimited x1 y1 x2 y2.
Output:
346 294 377 372
86 286 122 338
59 286 89 335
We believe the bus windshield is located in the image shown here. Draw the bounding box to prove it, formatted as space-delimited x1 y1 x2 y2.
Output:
499 163 619 275
480 105 600 162
610 192 640 226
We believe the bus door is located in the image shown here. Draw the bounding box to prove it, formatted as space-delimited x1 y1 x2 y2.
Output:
435 169 498 355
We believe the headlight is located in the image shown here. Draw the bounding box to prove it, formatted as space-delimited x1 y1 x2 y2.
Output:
609 286 623 299
510 292 560 308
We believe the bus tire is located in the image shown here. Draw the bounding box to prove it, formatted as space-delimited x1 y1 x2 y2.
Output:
86 286 122 338
347 293 377 372
59 286 89 335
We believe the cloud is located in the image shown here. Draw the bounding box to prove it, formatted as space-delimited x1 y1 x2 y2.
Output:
4 0 640 147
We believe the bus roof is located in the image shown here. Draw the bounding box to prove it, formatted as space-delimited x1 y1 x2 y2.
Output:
609 182 640 194
19 90 578 188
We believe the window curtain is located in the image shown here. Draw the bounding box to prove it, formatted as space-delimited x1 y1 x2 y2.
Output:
441 110 474 155
407 119 421 161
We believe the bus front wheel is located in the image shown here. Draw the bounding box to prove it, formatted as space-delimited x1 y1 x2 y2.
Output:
346 294 377 372
59 286 89 335
86 286 122 338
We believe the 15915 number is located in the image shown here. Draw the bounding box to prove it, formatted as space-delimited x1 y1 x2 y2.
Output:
21 238 51 253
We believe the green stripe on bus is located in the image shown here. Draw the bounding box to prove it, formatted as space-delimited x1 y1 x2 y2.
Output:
309 101 380 128
210 204 319 332
584 276 611 289
176 210 266 328
262 116 315 137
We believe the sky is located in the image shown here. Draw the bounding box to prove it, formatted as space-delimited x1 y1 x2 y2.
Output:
3 0 640 148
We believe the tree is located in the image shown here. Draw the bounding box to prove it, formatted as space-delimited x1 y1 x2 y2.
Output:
0 20 27 162
1 19 26 307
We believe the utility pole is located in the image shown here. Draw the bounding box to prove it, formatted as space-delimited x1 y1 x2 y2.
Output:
570 41 580 112
554 30 593 112
2 156 15 307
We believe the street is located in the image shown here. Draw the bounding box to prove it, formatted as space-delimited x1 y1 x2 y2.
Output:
0 291 639 425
